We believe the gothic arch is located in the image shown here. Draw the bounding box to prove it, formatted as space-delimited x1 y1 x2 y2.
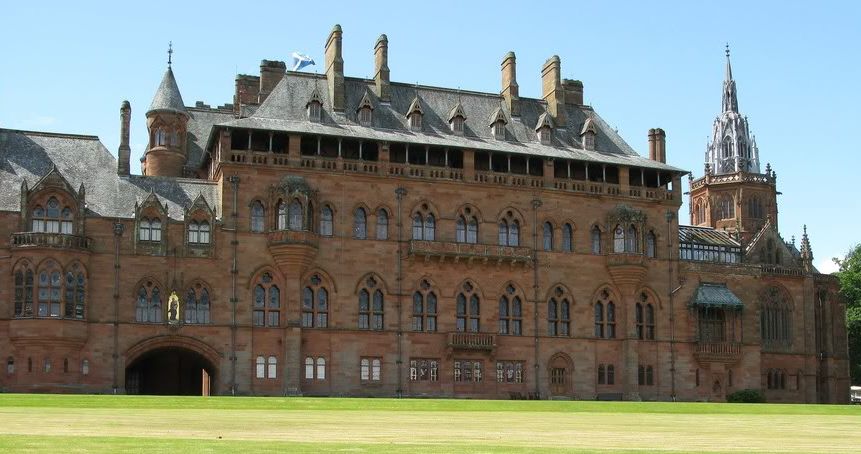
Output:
131 276 167 299
411 199 440 217
636 286 663 310
450 278 484 299
497 280 527 299
544 283 575 302
125 334 221 369
495 206 527 225
245 265 285 290
454 202 484 222
352 272 391 295
301 267 338 294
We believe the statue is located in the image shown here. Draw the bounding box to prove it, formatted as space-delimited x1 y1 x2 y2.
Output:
167 291 181 324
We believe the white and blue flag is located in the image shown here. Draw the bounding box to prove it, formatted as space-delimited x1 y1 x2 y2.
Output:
291 52 315 71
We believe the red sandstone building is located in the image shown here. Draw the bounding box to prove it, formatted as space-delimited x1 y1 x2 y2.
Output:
0 26 849 402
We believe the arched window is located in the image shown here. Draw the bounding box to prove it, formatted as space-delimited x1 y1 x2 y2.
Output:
412 205 435 241
308 100 322 122
358 276 384 330
302 274 328 328
424 214 435 241
635 293 656 340
359 106 373 126
250 201 265 233
613 225 625 253
646 300 655 340
498 211 520 246
252 272 280 327
562 223 573 252
498 285 522 336
456 216 466 243
184 284 211 324
760 286 792 347
304 357 314 379
548 296 571 337
320 206 334 236
412 279 437 332
412 214 423 239
267 356 277 379
376 209 388 240
63 266 85 319
135 281 162 323
255 356 265 379
288 200 303 230
187 220 210 244
31 197 71 234
316 357 326 380
81 359 89 376
37 265 62 317
543 222 553 251
456 281 480 333
625 225 638 253
353 207 367 239
493 120 505 140
719 195 735 220
646 231 657 258
591 226 602 254
594 289 615 338
14 268 35 317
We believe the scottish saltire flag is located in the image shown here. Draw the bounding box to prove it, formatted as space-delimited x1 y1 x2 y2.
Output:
291 52 315 71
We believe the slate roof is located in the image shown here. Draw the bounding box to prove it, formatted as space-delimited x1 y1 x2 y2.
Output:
690 283 744 308
0 129 218 220
148 68 188 116
221 72 685 173
185 107 235 169
678 225 740 247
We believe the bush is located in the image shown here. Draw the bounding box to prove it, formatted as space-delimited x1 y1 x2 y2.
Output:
726 389 766 403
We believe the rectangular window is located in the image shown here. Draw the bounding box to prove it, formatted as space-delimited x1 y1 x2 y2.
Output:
256 357 265 379
267 357 277 379
409 358 439 382
267 310 279 327
253 310 265 327
495 361 524 384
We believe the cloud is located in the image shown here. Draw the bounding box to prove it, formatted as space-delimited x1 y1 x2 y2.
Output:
816 258 839 275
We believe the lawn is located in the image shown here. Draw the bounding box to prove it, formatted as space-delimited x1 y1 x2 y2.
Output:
0 395 859 453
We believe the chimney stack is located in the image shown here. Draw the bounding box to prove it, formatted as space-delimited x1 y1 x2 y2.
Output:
562 79 583 105
648 129 657 161
259 60 286 103
325 24 345 112
374 34 390 102
118 100 131 176
651 128 666 163
541 55 565 125
501 51 520 116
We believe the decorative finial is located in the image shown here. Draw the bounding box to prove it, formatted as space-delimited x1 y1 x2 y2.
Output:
168 41 173 68
725 43 730 58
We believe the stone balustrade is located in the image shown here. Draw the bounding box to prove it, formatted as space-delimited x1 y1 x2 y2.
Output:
447 332 496 351
409 240 532 265
11 232 92 251
694 341 742 363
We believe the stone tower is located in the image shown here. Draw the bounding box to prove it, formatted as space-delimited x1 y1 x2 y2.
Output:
688 47 778 243
142 49 189 177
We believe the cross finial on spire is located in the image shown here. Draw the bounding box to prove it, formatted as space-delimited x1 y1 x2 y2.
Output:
725 43 730 58
168 41 173 68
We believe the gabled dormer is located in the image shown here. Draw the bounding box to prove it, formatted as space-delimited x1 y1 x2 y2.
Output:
307 88 324 122
21 165 86 236
356 92 374 126
185 193 216 257
489 107 507 140
535 111 554 145
745 220 797 267
134 190 169 256
407 96 423 131
448 102 466 135
580 116 597 150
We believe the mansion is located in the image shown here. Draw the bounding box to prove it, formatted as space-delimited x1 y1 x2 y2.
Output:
0 26 849 402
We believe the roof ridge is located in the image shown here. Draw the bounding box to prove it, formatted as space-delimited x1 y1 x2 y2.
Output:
0 128 100 140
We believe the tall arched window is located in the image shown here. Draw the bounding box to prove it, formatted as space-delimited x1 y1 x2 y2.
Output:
498 285 522 336
646 231 657 258
412 214 423 239
562 223 573 252
613 225 625 253
456 216 466 243
14 267 35 317
353 207 367 239
250 201 265 233
267 356 277 379
636 293 656 340
456 281 480 333
31 197 72 233
760 286 792 347
543 222 553 251
302 274 328 328
591 226 602 254
498 211 520 246
376 209 388 240
424 214 435 241
548 296 571 337
136 281 162 323
412 205 435 240
288 200 303 230
256 356 265 378
184 284 211 324
320 206 334 236
412 279 437 332
37 264 62 317
625 225 638 252
358 276 384 330
594 289 615 338
252 272 280 327
63 265 86 319
719 195 735 220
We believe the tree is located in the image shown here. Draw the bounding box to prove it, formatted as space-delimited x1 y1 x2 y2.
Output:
834 244 861 384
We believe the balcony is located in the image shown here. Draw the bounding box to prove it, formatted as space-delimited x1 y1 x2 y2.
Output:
267 230 319 272
11 232 92 252
606 253 647 291
409 240 532 266
695 341 742 364
447 332 496 351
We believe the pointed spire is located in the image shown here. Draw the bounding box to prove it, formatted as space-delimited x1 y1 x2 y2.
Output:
168 41 173 68
148 45 187 117
724 44 732 81
721 44 738 113
800 224 813 261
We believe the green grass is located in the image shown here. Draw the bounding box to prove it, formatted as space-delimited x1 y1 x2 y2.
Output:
0 394 859 453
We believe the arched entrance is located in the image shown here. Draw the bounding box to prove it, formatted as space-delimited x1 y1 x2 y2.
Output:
125 347 215 396
548 353 573 397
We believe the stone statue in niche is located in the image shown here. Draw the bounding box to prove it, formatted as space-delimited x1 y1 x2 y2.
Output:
167 291 181 324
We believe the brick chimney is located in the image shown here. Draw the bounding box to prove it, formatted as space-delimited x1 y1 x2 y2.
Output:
118 100 131 176
649 128 667 163
501 51 520 116
325 24 345 112
259 60 286 103
563 79 583 105
374 34 390 102
541 55 565 125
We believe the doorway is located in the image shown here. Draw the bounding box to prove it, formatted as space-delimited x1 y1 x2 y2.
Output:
125 347 215 395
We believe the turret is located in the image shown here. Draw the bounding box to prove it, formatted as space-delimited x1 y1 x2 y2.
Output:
142 44 189 177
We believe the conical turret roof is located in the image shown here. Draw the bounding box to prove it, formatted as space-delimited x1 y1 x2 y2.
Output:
148 67 187 116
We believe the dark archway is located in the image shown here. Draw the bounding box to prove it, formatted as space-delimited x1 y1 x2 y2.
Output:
125 347 215 396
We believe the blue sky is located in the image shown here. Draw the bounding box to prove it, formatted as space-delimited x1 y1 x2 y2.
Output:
2 1 859 272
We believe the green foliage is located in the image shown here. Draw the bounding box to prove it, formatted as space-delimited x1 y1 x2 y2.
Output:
726 389 766 403
835 244 861 384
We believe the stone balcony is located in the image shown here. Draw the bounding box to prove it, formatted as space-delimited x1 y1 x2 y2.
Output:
606 253 648 291
694 341 742 364
11 232 92 252
267 229 319 272
447 332 496 351
409 240 532 266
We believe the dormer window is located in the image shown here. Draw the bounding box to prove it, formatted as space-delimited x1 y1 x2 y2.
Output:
307 88 324 123
357 92 374 126
448 103 466 135
407 96 424 131
535 112 554 146
31 197 72 234
581 116 597 150
490 107 507 140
